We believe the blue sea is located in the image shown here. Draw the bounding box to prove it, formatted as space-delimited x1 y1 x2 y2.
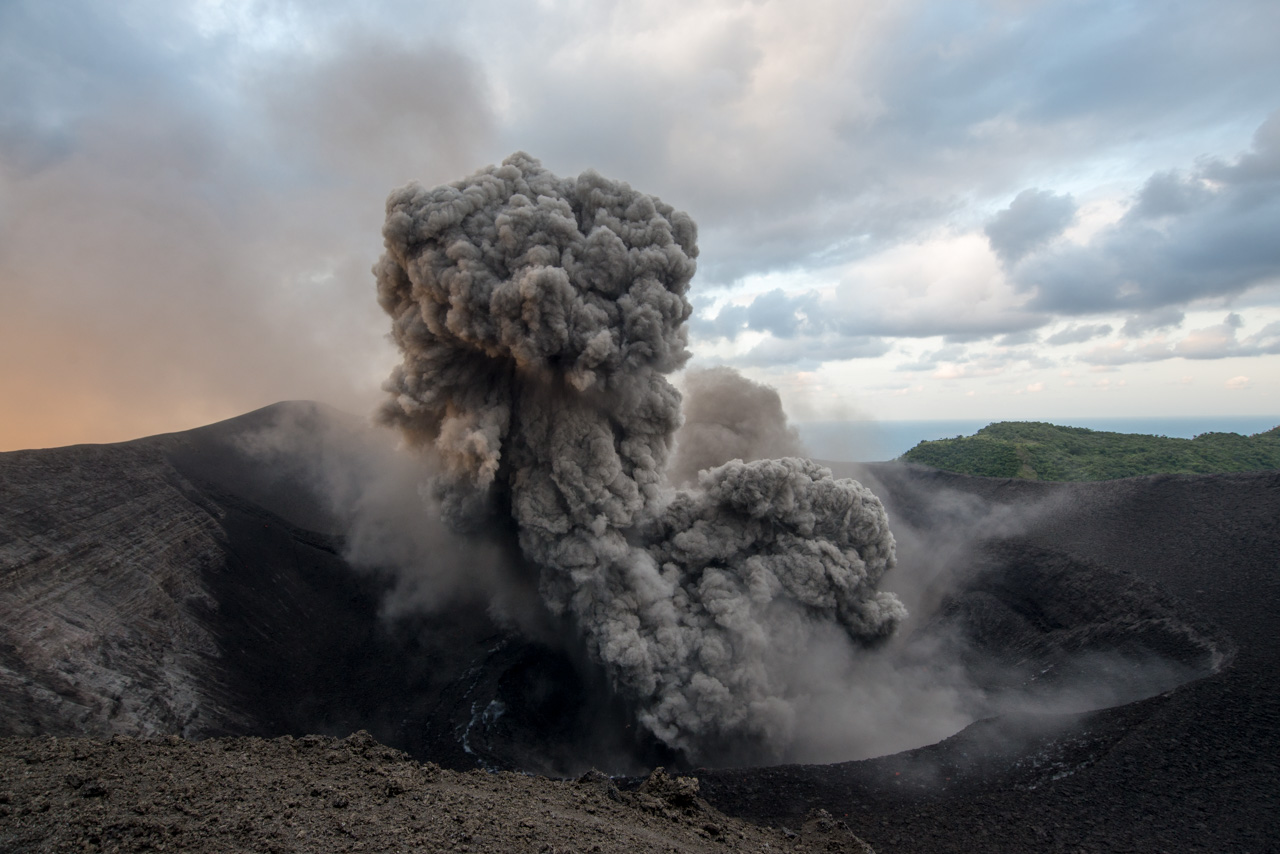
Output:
795 416 1280 463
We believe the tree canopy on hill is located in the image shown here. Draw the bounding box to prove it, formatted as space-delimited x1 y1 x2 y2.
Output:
900 421 1280 481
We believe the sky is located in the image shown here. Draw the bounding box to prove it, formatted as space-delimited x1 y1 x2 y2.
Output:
2 0 1278 450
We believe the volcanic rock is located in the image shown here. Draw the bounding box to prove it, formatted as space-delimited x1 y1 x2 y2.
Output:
2 402 1278 852
0 731 877 853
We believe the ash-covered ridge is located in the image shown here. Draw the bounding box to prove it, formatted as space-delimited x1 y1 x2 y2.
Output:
373 153 904 758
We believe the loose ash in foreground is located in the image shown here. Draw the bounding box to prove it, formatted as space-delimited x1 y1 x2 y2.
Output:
374 153 905 758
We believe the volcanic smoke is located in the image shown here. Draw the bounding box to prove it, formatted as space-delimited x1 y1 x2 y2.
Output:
375 153 905 758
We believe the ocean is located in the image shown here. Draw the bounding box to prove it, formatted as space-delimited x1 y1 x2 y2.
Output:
795 415 1280 463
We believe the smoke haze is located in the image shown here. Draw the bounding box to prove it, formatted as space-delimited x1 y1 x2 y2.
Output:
670 366 807 485
373 154 905 759
224 403 537 625
219 401 1223 770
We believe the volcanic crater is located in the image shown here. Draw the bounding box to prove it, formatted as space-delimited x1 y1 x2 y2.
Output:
3 401 1276 851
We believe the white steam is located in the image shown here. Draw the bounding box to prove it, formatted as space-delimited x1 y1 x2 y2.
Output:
374 154 904 758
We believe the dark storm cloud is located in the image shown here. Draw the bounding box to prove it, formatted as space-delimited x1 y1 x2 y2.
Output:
1013 111 1280 315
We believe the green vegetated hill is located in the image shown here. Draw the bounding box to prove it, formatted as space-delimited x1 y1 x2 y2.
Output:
900 421 1280 481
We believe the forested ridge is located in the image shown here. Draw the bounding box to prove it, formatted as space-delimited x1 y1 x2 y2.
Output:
900 421 1280 480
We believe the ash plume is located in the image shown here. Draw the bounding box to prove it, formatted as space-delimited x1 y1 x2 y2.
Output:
670 366 807 485
374 153 904 759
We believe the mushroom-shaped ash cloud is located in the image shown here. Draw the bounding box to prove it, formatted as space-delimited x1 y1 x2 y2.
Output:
375 153 903 759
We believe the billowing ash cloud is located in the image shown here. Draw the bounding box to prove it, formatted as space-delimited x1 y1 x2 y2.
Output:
669 366 806 485
374 153 904 758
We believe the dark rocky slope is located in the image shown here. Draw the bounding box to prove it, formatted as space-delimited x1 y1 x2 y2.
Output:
696 464 1280 852
1 733 878 853
2 403 1277 851
0 402 659 775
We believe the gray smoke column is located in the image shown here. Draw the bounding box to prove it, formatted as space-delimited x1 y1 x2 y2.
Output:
375 153 904 758
670 366 807 485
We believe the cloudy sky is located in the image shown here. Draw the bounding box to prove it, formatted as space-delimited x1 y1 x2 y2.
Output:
2 0 1278 450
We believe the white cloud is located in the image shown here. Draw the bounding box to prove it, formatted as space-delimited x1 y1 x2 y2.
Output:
695 231 1045 363
1078 314 1280 365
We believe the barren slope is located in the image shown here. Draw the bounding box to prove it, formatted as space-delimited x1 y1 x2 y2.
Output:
3 405 1277 852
